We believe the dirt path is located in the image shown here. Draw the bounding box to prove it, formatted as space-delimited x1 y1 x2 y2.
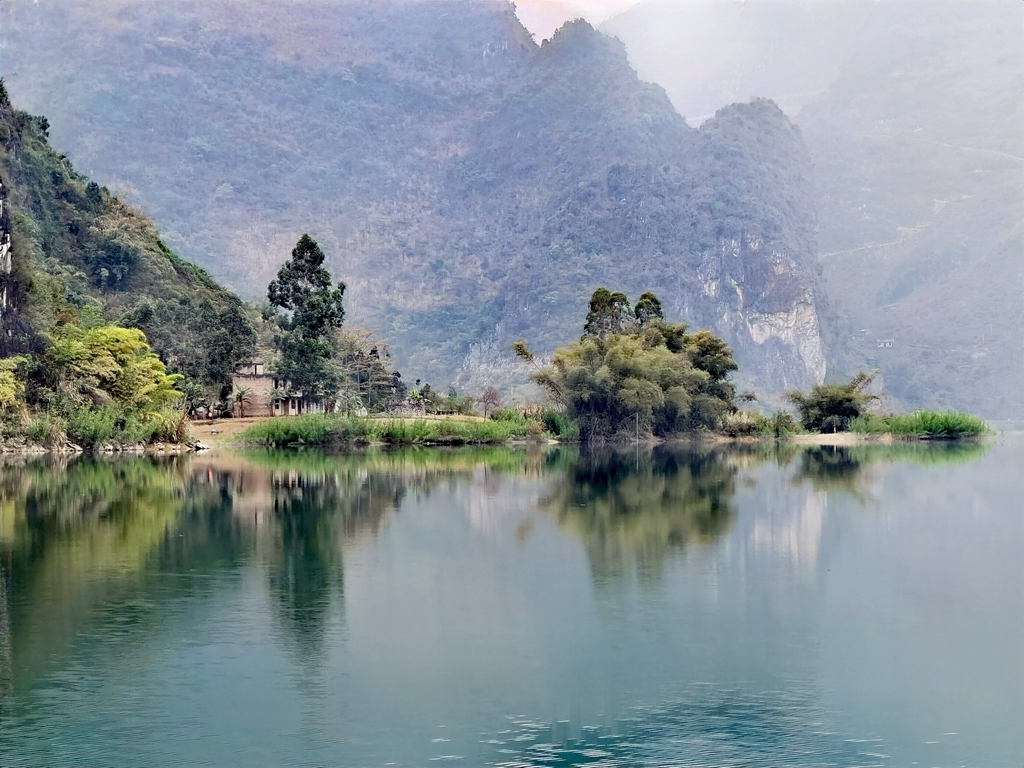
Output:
191 417 270 441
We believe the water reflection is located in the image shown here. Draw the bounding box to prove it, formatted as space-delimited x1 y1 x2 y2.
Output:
539 447 737 584
790 441 989 496
0 456 187 690
1 440 1012 767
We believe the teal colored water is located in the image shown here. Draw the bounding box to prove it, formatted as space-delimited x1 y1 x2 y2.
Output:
0 441 1020 767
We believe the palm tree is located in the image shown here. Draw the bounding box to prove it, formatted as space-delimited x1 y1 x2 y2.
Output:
232 386 253 418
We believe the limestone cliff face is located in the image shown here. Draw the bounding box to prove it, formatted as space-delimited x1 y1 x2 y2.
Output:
682 236 826 391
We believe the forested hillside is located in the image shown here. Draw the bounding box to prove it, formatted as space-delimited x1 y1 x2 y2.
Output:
1 0 829 394
0 84 254 391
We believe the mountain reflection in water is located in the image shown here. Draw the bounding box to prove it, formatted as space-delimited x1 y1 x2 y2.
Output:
0 439 1017 768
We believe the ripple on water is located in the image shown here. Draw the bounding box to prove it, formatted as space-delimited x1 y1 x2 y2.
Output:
482 685 887 767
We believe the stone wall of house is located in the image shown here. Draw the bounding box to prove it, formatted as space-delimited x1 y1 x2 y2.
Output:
232 372 277 417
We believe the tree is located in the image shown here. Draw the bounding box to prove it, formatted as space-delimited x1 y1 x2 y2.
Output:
633 291 664 325
268 235 346 338
522 289 737 441
788 371 878 433
583 287 634 337
0 356 27 412
268 235 347 400
476 386 501 418
232 386 252 418
37 323 182 411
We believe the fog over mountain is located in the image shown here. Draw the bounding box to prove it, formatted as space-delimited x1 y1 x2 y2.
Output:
603 0 1023 418
1 0 1019 417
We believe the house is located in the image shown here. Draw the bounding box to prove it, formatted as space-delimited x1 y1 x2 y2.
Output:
231 363 332 417
876 338 895 349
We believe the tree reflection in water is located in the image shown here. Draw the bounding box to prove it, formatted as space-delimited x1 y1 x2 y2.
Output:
540 446 738 584
790 441 989 496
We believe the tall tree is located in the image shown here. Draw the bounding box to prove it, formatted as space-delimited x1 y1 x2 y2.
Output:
268 235 347 400
268 235 346 337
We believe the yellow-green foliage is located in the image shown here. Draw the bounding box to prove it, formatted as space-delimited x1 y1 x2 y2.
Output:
43 323 182 411
0 356 27 411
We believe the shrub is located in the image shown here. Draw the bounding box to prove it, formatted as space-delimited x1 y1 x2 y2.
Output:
765 410 800 437
721 409 769 436
542 409 579 439
25 412 68 447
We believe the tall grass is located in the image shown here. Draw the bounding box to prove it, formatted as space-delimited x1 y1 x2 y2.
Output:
850 410 989 438
239 414 542 447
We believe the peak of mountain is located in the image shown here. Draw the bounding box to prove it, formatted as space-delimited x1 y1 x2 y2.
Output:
2 0 831 395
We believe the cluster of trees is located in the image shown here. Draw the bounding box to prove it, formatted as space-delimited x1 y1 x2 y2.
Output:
787 371 877 433
0 315 185 446
516 287 739 441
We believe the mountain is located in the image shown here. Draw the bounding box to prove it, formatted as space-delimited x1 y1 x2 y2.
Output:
603 0 1024 419
0 83 254 390
1 0 829 394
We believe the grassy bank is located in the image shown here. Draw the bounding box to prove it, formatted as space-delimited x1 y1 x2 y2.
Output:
238 413 543 446
849 410 989 438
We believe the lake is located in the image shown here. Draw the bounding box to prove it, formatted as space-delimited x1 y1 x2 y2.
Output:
0 440 1020 767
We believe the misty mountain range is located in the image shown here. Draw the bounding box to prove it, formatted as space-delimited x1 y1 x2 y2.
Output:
2 0 1020 417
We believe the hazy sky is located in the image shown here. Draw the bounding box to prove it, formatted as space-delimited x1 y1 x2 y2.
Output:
513 0 640 40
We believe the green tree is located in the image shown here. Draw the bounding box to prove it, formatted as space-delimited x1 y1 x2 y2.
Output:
633 291 664 325
583 287 634 337
268 235 347 400
0 356 27 412
39 323 182 411
268 235 346 338
520 289 738 441
788 371 878 433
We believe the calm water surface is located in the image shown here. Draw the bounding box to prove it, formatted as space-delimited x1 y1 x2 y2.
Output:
0 440 1020 767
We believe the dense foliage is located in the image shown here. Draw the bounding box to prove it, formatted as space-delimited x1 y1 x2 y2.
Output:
850 410 988 438
787 371 878 433
266 234 347 400
521 288 738 441
0 84 260 444
239 413 540 447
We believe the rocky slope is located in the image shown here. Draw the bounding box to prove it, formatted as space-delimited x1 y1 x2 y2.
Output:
1 0 830 395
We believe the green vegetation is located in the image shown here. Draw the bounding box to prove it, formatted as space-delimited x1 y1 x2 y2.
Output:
266 234 347 401
239 414 543 447
787 371 878 433
517 287 738 441
850 410 989 438
721 408 800 438
0 321 187 448
787 372 987 439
